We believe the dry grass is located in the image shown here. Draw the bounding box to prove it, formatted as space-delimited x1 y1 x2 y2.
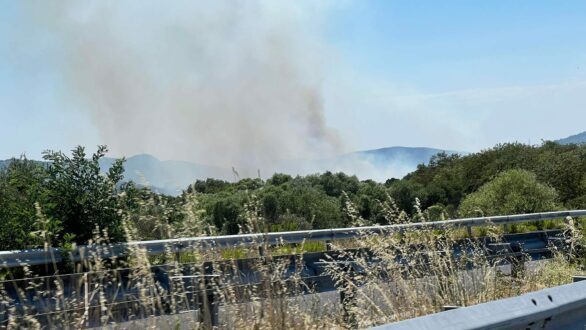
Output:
0 195 583 329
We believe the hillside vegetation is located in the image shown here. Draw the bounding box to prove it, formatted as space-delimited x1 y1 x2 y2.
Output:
557 131 586 145
0 142 585 250
1 142 586 329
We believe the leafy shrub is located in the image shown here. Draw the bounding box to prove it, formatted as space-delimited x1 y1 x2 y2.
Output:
458 169 559 217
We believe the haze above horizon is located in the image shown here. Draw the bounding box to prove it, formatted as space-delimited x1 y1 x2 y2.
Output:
1 1 585 166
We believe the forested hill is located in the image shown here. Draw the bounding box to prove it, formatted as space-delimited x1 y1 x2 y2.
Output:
1 142 585 250
557 131 586 145
344 146 460 167
1 146 457 195
391 142 586 214
112 146 459 194
184 142 585 236
98 154 230 194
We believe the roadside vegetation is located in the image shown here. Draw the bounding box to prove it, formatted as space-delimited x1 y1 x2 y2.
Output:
1 141 585 250
0 193 584 329
0 142 585 328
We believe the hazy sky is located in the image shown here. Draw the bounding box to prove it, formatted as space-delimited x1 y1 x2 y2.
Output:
1 1 585 163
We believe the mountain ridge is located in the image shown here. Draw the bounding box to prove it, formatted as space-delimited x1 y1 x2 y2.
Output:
1 146 461 195
557 131 586 145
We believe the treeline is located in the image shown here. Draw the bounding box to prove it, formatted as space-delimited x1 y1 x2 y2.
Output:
0 146 129 250
1 142 585 251
391 142 586 215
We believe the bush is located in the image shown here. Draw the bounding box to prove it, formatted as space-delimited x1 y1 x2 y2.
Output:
0 157 48 249
458 169 559 217
42 146 126 244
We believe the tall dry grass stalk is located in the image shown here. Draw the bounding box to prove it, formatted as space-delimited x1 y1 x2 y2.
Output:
0 194 583 329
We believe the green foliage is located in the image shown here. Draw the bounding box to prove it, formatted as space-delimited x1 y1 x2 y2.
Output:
187 142 586 234
0 146 129 249
267 173 293 186
2 140 586 251
272 241 326 255
189 178 229 194
189 171 383 234
119 182 187 240
220 247 248 260
0 157 48 250
210 195 244 234
42 146 126 244
389 142 586 213
426 204 447 221
458 169 559 217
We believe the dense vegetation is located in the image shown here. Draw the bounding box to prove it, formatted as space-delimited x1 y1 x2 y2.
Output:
1 142 585 250
392 142 586 214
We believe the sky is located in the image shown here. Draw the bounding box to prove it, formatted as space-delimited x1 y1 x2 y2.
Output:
1 0 585 163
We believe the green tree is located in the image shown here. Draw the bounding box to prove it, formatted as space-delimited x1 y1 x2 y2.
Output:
210 196 244 234
42 146 126 244
0 158 48 250
191 178 230 194
119 182 187 240
267 173 293 186
458 169 559 217
262 192 279 223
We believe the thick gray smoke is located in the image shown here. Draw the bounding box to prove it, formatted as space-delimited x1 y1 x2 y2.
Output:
33 1 342 171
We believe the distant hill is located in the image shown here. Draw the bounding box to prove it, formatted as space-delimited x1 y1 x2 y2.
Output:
111 147 459 194
557 131 586 145
348 146 458 167
99 154 231 195
274 146 461 184
2 146 461 195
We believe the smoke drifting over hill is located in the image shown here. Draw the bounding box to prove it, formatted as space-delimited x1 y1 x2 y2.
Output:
32 1 342 172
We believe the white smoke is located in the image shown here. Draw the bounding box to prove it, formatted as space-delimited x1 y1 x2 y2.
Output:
30 1 343 173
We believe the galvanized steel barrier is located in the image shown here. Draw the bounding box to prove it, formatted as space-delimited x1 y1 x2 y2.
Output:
371 278 586 330
1 210 586 268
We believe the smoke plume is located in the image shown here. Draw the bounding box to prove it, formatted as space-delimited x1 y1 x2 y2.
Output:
33 1 342 171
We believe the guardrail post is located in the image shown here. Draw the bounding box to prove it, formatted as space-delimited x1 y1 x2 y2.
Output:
339 264 358 329
195 275 219 329
175 243 183 263
326 231 335 251
84 272 90 328
258 234 269 257
511 255 526 279
206 291 219 328
466 225 472 237
326 240 333 251
258 246 266 257
208 276 219 329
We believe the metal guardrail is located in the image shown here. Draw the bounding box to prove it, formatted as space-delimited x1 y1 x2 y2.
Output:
0 229 565 328
371 279 586 330
1 210 585 269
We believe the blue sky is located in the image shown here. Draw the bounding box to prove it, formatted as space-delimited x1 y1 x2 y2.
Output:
1 1 585 162
326 1 586 89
